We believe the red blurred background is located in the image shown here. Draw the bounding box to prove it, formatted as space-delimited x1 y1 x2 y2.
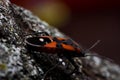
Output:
11 0 120 64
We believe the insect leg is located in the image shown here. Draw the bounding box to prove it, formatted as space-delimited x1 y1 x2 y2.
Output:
63 54 80 74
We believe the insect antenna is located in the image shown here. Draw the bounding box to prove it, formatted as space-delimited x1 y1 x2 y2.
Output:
85 40 101 53
84 40 114 62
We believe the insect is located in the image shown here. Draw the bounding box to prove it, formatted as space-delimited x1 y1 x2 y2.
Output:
25 31 100 75
25 32 85 56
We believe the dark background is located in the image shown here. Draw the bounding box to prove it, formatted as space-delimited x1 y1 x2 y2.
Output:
11 0 120 64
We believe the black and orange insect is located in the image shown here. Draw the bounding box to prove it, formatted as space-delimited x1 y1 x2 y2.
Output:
25 32 100 75
25 32 85 56
25 32 86 73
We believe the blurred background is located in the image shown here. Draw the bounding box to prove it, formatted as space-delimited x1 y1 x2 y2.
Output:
11 0 120 64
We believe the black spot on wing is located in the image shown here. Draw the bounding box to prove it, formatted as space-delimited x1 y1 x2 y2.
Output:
56 43 62 48
62 39 80 49
53 37 63 48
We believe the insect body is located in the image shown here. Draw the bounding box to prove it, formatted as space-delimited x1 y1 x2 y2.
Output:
25 32 85 57
25 32 85 73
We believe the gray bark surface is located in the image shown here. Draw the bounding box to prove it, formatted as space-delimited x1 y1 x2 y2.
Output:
0 0 120 80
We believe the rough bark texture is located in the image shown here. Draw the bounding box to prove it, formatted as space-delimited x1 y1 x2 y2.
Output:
0 0 120 80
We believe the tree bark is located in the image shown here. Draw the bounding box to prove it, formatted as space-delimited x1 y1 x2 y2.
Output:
0 0 120 80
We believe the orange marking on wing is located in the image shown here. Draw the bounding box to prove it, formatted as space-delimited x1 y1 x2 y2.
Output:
44 42 57 48
56 37 66 41
62 43 75 51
